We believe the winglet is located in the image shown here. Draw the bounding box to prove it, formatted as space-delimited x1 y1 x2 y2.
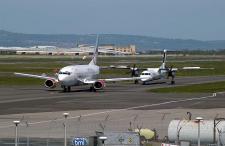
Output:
89 34 99 65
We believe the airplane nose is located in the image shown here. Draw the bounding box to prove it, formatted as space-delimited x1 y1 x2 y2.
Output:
140 76 151 82
141 78 148 82
58 75 67 82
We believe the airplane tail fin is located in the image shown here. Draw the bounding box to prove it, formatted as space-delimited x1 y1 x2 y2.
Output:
89 35 99 65
159 49 167 69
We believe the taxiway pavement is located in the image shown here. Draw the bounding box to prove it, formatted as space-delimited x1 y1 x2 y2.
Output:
0 76 225 115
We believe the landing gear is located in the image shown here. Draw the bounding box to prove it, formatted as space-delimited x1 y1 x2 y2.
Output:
134 80 139 84
142 81 146 85
170 76 175 85
89 86 96 92
68 86 71 92
171 80 175 85
62 86 71 92
63 87 66 92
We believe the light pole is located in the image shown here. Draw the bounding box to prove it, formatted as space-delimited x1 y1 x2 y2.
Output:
63 113 69 146
14 120 20 146
195 117 203 146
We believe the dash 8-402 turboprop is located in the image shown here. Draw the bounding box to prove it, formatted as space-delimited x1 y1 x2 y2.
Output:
14 35 144 92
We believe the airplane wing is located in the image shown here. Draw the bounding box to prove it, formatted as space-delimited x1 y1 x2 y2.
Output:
100 65 147 70
181 67 214 70
77 78 96 84
14 72 57 81
171 68 178 71
78 76 145 84
103 77 143 82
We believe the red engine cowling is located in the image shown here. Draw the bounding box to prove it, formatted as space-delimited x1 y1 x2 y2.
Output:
93 80 105 90
44 79 57 88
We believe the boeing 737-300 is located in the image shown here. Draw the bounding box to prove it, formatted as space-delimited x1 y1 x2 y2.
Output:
14 35 144 92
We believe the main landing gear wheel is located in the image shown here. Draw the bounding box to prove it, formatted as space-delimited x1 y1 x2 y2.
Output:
171 80 175 85
67 86 71 92
62 86 71 92
134 80 139 84
89 86 96 92
171 76 175 85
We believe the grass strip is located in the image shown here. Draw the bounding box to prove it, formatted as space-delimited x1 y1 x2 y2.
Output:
149 81 225 93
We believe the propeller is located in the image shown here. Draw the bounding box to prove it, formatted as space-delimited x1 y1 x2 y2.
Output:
166 65 175 84
166 65 173 78
131 64 136 77
126 64 139 84
129 64 140 77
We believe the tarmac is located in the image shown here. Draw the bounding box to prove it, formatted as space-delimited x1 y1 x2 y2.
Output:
0 76 225 115
0 75 225 140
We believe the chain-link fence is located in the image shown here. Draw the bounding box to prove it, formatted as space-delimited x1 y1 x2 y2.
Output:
1 107 225 146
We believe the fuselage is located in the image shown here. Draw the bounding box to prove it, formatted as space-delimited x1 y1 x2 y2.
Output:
58 64 99 86
140 68 167 82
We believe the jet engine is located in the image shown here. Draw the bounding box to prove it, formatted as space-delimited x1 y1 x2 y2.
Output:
93 80 105 90
44 79 57 88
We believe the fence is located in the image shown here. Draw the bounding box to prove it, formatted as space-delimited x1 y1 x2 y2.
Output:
1 108 225 146
1 92 225 146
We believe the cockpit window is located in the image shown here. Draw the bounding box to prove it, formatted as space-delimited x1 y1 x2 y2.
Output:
59 71 71 75
142 73 151 75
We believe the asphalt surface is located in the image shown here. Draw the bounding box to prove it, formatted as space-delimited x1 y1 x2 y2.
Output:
0 76 225 115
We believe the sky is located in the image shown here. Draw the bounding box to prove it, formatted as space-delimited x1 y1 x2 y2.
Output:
0 0 225 40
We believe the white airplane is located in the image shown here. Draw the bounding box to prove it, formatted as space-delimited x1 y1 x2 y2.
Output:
133 50 214 84
111 50 214 85
137 50 214 85
138 50 177 85
14 35 143 92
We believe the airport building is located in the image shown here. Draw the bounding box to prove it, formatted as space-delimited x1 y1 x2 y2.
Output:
114 45 136 55
0 44 136 56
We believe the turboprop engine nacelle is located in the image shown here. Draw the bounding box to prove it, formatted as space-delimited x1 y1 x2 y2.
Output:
44 79 57 88
93 80 105 90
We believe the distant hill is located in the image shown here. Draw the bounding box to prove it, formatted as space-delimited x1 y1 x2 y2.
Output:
1 30 225 51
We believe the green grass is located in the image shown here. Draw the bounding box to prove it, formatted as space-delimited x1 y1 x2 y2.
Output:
149 81 225 93
0 76 43 86
1 55 225 86
0 63 65 73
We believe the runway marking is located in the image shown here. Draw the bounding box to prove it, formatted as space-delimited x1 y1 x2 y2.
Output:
190 101 205 106
0 92 222 129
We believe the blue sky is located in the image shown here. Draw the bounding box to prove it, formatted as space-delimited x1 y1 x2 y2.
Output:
0 0 225 40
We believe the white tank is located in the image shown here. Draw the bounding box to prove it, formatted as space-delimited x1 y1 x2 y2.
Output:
168 120 225 144
218 127 225 145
